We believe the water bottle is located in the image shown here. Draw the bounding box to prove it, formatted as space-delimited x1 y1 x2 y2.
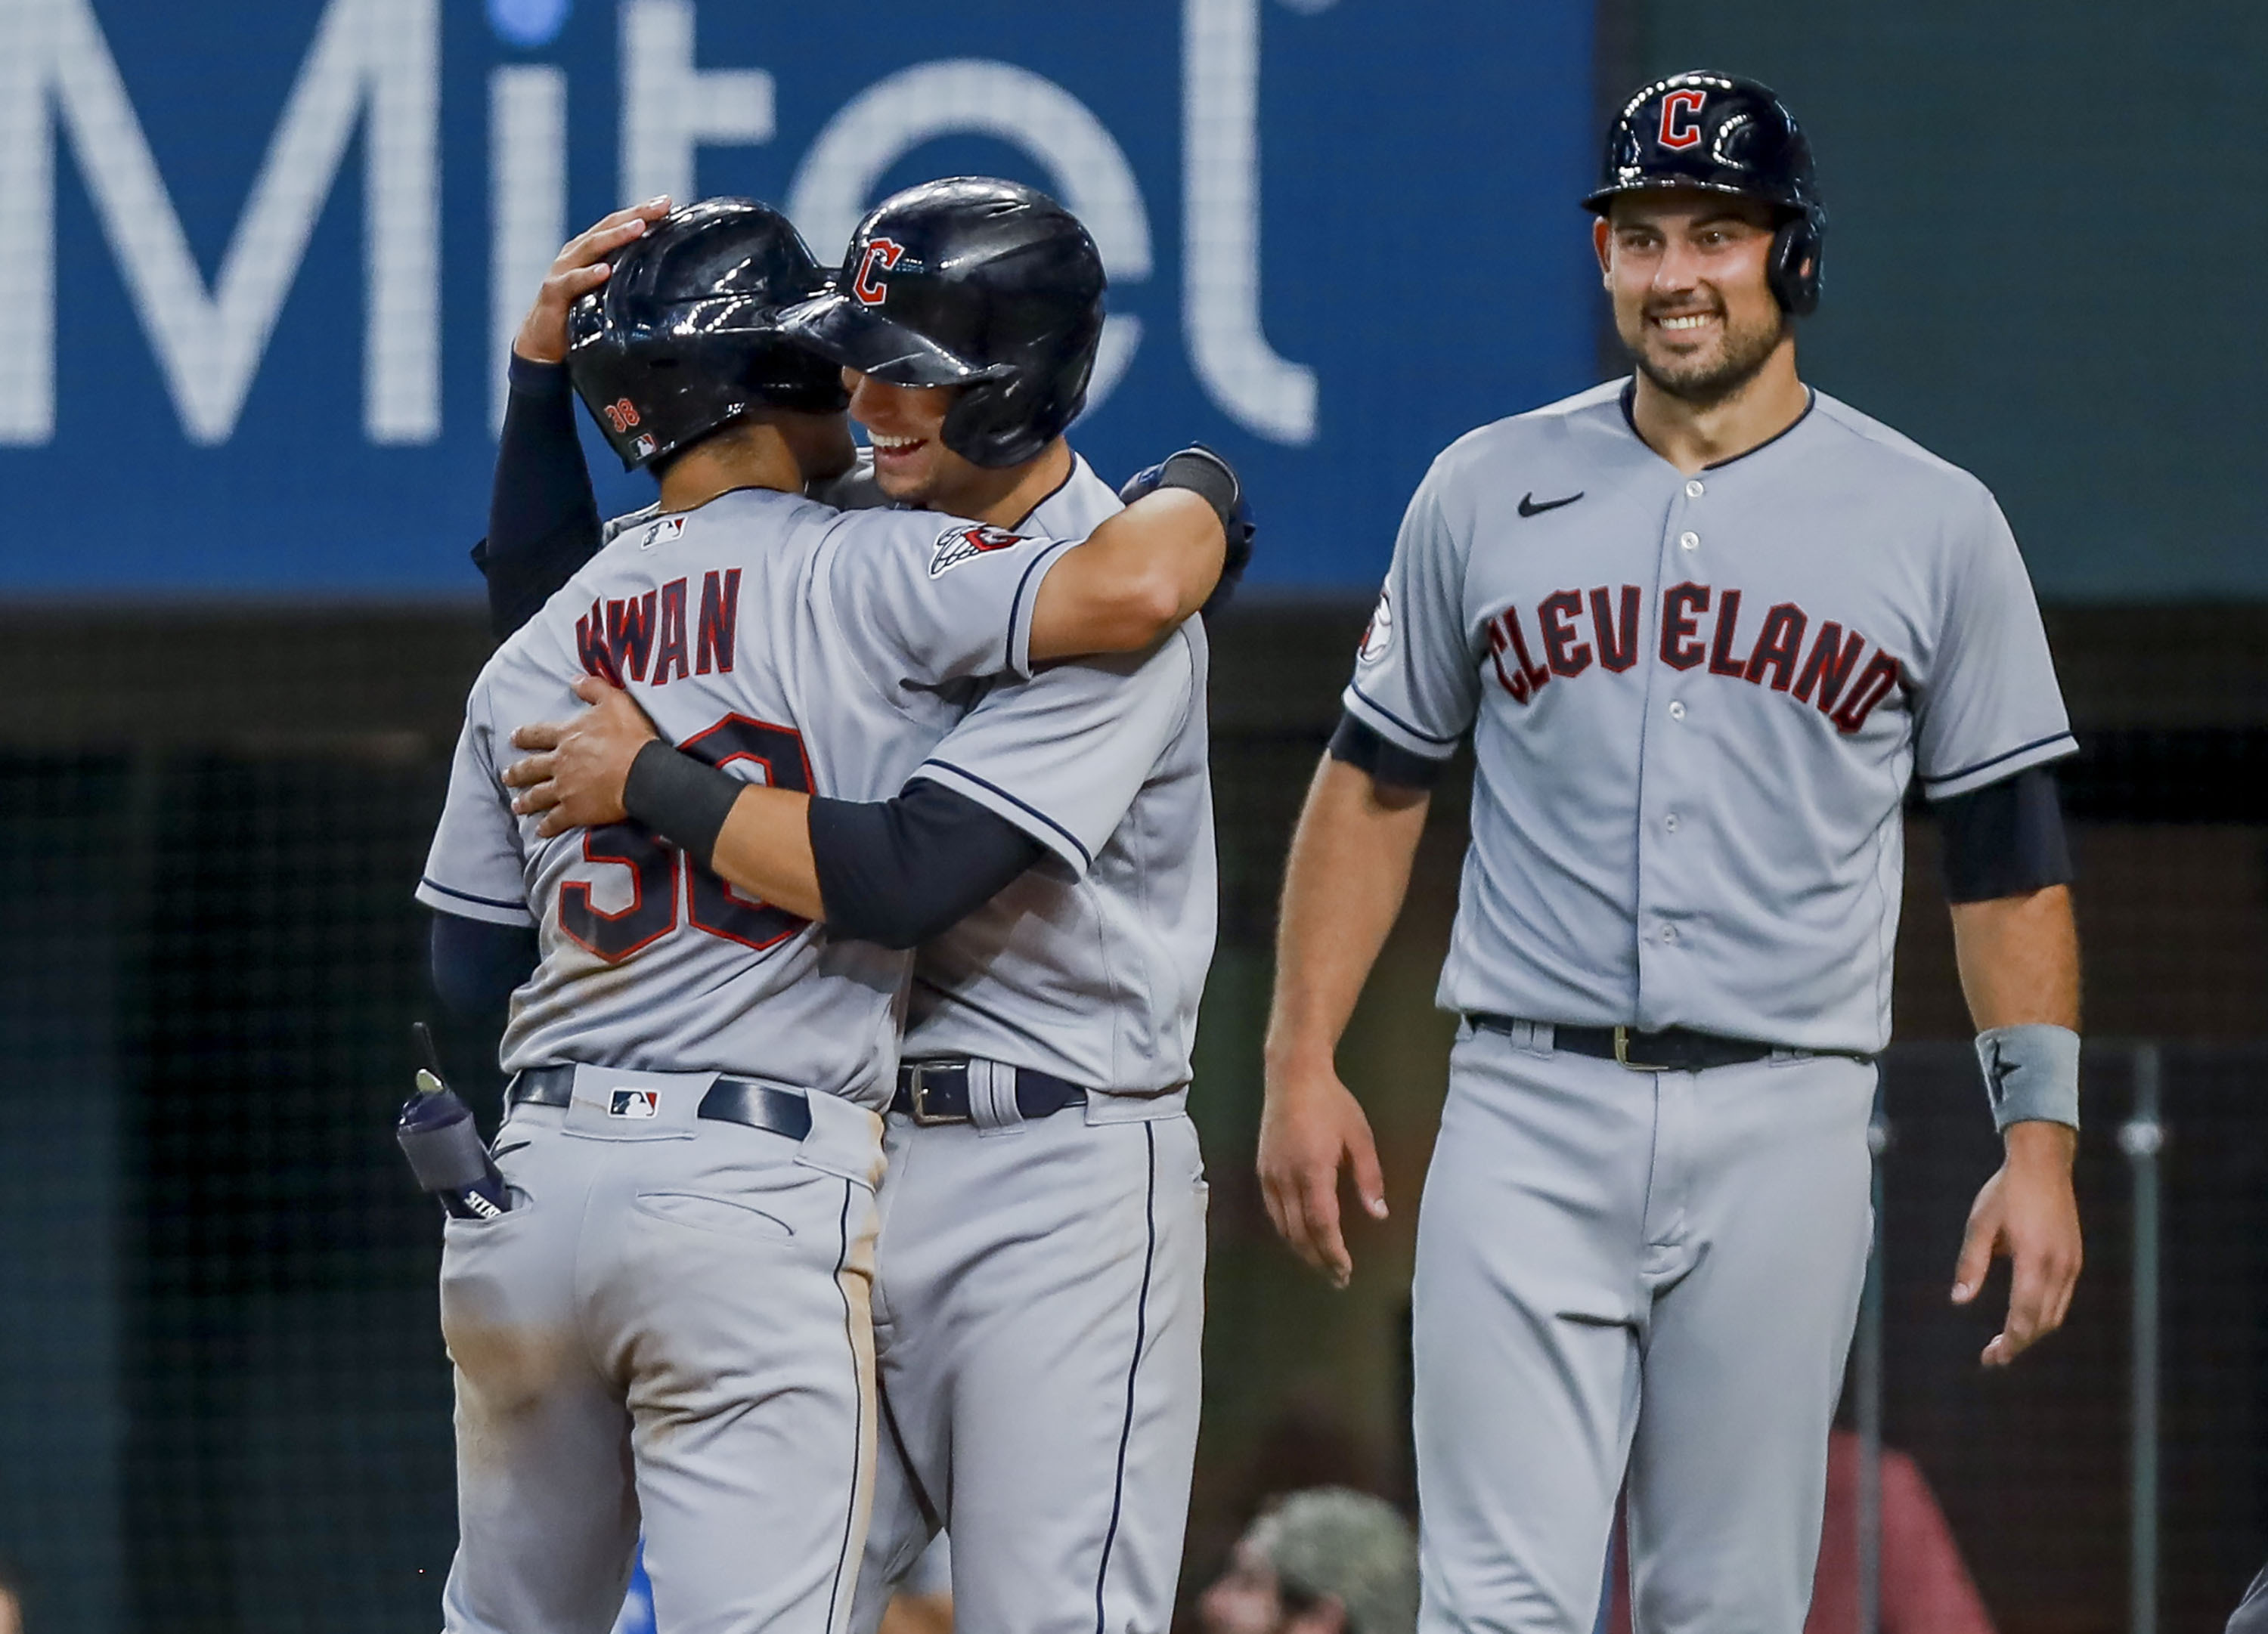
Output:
397 1024 513 1221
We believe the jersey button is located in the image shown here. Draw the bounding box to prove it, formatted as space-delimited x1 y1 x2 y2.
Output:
1678 531 1699 551
1685 480 1705 498
1662 924 1679 943
1665 813 1680 832
1668 701 1687 720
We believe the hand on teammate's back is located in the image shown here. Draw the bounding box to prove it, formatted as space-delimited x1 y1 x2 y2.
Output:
503 676 660 837
1950 1121 2083 1366
1256 1063 1390 1289
513 197 673 365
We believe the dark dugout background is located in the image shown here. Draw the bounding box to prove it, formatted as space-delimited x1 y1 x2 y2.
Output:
4 0 2266 1631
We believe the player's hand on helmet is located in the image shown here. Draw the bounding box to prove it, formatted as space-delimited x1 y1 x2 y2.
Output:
502 676 661 837
1120 445 1256 612
1256 1060 1388 1289
1950 1120 2083 1367
513 198 673 365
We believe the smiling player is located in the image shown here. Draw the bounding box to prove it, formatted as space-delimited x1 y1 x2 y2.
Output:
1258 72 2085 1631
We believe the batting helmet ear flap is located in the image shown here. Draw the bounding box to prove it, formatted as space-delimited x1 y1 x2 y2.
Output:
937 301 1103 469
1768 204 1826 316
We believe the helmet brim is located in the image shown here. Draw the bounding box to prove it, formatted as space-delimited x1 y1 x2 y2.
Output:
775 293 1010 388
1582 178 1806 215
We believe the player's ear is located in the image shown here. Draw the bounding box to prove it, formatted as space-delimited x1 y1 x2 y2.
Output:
1592 216 1613 284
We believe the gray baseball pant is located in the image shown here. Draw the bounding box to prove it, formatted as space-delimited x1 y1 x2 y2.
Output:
435 1069 884 1634
849 1094 1207 1634
1413 1025 1876 1632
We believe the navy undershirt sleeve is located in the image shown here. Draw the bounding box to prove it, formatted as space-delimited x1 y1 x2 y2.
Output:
1328 710 1451 790
429 910 540 1023
810 777 1047 951
474 354 603 641
1938 763 2075 902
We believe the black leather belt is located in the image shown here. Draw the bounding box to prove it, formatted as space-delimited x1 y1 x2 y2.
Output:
891 1060 1087 1125
1465 1016 1823 1072
507 1065 813 1140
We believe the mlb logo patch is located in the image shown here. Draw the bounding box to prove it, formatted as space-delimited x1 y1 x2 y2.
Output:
609 1089 661 1119
640 516 686 550
633 433 658 460
930 523 1025 577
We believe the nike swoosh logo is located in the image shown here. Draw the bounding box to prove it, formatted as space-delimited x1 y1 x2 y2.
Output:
1519 491 1584 517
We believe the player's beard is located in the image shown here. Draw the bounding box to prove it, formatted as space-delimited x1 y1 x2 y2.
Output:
1631 303 1790 407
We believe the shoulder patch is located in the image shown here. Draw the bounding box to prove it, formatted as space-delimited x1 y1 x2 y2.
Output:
639 515 686 550
1357 587 1394 664
931 523 1026 577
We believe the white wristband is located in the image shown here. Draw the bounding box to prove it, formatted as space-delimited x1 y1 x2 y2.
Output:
1975 1024 2081 1132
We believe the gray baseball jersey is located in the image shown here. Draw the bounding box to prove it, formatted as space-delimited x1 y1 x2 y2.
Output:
846 455 1215 1634
1344 381 2074 1055
416 486 1077 1110
902 455 1216 1092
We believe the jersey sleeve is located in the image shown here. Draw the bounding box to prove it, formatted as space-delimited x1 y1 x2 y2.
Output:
1339 460 1481 761
1913 491 2077 801
414 693 534 927
820 508 1077 688
910 631 1197 877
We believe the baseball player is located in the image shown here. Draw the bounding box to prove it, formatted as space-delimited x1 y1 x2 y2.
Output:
417 197 1237 1634
481 180 1231 1634
1256 73 2085 1632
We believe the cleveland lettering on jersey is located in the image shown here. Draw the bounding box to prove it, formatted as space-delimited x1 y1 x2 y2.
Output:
1340 381 2076 1057
1482 580 1904 735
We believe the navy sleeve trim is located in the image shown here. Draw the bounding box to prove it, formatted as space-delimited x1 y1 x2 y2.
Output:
921 757 1092 868
1328 712 1449 790
1919 730 2078 789
419 877 528 914
1938 763 2075 903
1344 679 1461 747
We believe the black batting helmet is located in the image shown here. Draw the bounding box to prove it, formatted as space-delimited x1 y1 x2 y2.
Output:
778 178 1105 469
566 198 849 471
1584 71 1826 315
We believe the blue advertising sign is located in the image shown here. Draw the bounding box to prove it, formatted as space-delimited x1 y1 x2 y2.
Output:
0 0 1596 592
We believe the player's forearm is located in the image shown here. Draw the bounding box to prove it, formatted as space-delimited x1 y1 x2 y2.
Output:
481 357 603 639
1264 757 1430 1082
1027 490 1223 661
1949 884 2079 1032
708 788 825 921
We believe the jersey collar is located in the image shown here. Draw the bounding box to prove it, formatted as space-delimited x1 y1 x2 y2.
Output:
1616 377 1817 472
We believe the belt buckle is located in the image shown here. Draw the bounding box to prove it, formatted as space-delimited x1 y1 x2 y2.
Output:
1613 1026 1671 1072
903 1063 964 1126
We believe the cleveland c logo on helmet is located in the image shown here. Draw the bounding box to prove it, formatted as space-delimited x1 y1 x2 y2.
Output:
1657 88 1706 149
851 239 907 306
